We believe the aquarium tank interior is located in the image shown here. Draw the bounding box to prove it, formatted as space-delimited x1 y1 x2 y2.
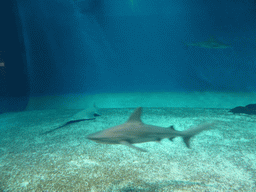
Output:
0 0 256 191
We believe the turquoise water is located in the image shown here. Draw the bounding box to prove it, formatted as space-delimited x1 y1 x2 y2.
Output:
1 0 256 191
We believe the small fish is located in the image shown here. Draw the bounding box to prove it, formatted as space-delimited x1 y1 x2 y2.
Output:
87 107 215 152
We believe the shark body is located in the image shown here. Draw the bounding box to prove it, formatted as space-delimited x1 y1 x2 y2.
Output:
86 107 215 152
185 36 230 49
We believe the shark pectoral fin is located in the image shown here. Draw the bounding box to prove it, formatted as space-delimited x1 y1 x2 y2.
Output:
120 141 148 152
183 136 191 148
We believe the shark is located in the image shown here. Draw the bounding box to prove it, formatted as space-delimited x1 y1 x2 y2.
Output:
185 36 230 49
41 104 100 135
86 107 215 152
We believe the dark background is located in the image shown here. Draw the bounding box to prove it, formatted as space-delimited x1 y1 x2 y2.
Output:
0 0 30 113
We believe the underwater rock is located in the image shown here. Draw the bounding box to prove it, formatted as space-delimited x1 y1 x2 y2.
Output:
229 104 256 115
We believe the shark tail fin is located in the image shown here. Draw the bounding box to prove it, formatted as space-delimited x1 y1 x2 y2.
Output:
181 122 216 148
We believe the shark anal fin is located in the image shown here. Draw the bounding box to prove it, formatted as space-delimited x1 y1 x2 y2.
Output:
169 137 175 141
120 141 148 152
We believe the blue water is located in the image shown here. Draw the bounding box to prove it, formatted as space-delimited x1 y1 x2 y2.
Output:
1 0 256 113
14 0 256 97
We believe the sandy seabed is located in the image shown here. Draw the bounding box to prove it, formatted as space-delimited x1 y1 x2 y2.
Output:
0 107 255 191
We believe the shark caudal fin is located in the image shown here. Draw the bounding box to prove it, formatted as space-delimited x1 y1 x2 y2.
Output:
181 122 216 148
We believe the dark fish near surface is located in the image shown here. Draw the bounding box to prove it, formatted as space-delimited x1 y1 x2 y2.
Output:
87 107 216 152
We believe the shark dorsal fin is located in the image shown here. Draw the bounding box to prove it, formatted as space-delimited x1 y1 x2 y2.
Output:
169 125 175 130
127 107 142 122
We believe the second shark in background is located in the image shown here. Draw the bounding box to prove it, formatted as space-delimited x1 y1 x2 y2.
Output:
184 36 231 49
41 104 101 135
